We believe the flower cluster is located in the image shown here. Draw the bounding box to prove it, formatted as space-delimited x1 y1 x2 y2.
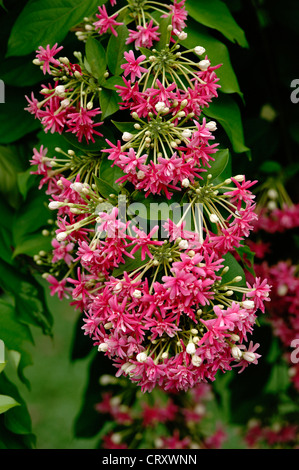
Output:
26 0 271 393
95 376 227 449
253 176 299 233
25 45 103 143
245 178 299 392
244 419 298 449
75 0 188 48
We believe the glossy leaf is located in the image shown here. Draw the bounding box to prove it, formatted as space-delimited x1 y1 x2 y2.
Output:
85 37 107 83
186 0 248 47
184 20 242 98
201 148 230 182
6 0 105 57
106 24 130 76
99 88 119 120
0 395 20 415
203 93 250 156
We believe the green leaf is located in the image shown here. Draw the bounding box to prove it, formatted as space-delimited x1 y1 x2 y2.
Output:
0 87 41 143
0 372 35 447
202 148 229 182
12 232 52 259
185 0 248 47
111 120 137 134
12 187 51 249
17 169 38 200
203 93 250 156
0 258 53 335
155 14 172 51
93 174 118 201
235 245 256 278
0 300 33 387
112 248 149 278
184 20 242 98
220 252 246 288
0 395 20 414
98 157 123 192
0 145 24 209
99 88 119 120
85 37 107 83
102 76 124 90
0 56 42 87
106 24 130 76
6 0 105 57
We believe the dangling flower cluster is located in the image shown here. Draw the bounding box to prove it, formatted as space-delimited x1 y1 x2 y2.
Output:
75 0 188 49
94 377 227 449
252 176 299 233
26 0 271 393
25 45 103 143
102 30 221 199
244 418 299 449
244 178 299 392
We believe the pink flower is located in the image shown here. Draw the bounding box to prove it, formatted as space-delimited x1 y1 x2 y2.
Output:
127 225 163 261
46 275 71 300
65 107 103 143
35 43 63 74
120 50 148 81
25 92 41 118
39 95 67 134
93 5 123 36
126 20 160 49
51 238 74 265
246 277 271 313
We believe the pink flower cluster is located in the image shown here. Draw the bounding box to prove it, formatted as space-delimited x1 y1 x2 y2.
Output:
95 381 227 449
254 261 299 391
253 203 299 233
25 45 103 143
26 0 271 394
90 0 188 49
245 420 298 448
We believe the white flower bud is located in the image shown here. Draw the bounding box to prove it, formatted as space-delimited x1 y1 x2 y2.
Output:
182 129 192 138
60 98 70 108
178 31 188 40
267 200 277 211
48 201 62 210
56 231 68 242
132 289 142 299
205 121 217 131
243 351 256 362
198 59 210 71
55 85 66 97
209 213 219 224
267 188 278 199
122 132 133 142
194 46 206 56
181 178 190 188
137 170 145 180
192 355 202 367
70 182 84 192
230 333 240 342
155 101 167 112
161 352 169 359
242 300 255 310
233 174 245 182
178 239 189 250
277 284 288 296
186 342 196 355
113 282 122 294
136 352 148 363
231 346 243 360
98 343 108 352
